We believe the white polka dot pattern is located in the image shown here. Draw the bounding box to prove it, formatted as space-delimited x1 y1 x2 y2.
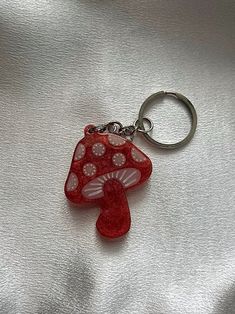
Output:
92 143 106 156
83 163 97 177
131 148 147 162
112 153 126 167
66 172 78 191
108 134 126 146
74 143 86 160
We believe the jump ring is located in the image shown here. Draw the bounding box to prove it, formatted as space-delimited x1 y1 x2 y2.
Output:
134 117 154 134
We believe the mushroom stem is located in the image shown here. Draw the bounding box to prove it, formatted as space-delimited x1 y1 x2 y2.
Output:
96 180 131 238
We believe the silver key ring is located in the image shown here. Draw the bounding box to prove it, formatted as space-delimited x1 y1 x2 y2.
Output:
137 91 197 149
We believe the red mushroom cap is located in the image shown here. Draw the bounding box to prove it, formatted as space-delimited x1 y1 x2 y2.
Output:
65 126 152 238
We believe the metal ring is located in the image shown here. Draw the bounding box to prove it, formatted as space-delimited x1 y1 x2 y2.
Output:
138 91 197 149
107 121 123 133
134 117 154 134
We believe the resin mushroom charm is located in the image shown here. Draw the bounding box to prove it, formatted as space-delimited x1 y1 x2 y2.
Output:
65 125 152 238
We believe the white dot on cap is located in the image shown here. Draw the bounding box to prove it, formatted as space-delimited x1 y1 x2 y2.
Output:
108 134 126 146
112 153 126 167
131 148 147 162
83 163 97 177
74 143 86 161
92 143 106 157
66 172 78 191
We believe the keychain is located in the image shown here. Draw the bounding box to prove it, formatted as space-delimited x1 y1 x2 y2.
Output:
64 91 197 238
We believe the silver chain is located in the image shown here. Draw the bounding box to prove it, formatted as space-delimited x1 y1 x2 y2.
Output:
88 119 154 141
88 121 137 140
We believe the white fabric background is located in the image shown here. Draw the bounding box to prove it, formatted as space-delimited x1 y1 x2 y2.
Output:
0 1 234 313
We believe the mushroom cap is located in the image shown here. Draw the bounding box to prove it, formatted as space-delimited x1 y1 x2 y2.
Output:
65 126 152 204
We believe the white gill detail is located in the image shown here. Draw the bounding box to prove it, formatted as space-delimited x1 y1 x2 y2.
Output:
87 189 103 197
66 173 78 191
90 182 102 186
83 163 97 177
98 177 105 183
112 153 126 167
123 171 136 184
119 169 127 181
108 134 126 146
74 143 86 161
92 142 106 157
124 178 138 187
83 186 102 192
122 169 141 187
104 174 110 181
131 148 147 162
82 168 141 199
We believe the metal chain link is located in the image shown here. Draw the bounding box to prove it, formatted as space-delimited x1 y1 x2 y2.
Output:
88 121 137 141
88 118 154 141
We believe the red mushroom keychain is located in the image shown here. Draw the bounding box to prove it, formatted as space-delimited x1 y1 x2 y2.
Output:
65 91 197 238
